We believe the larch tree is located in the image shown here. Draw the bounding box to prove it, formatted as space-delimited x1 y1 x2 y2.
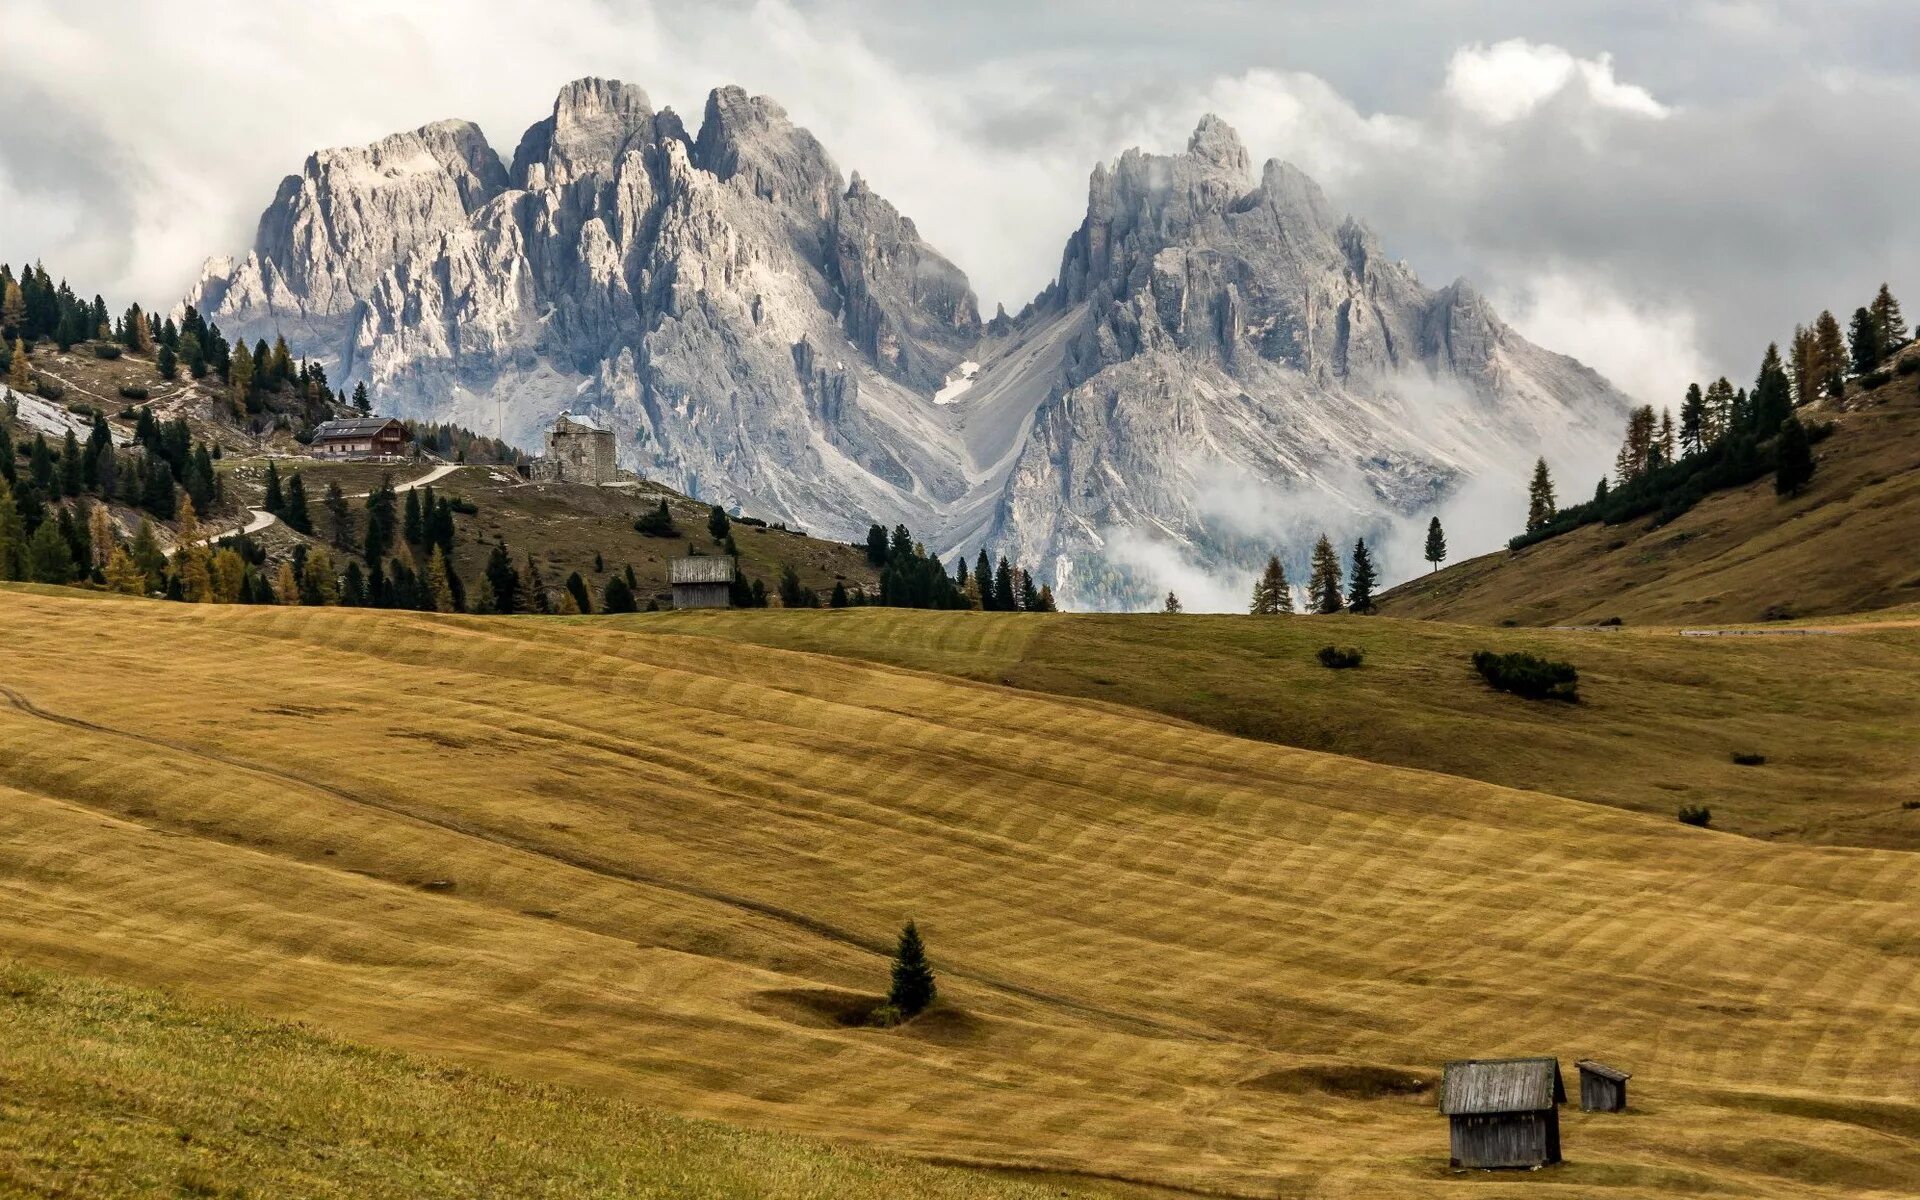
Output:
1308 533 1343 614
274 560 300 605
172 495 215 603
1347 538 1378 614
1423 516 1448 573
1614 405 1656 483
1812 310 1847 395
1526 458 1557 532
1870 283 1907 354
428 548 457 613
7 338 29 391
301 550 340 606
1657 409 1677 465
104 546 146 595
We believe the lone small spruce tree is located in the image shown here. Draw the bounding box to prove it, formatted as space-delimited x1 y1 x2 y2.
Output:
1347 538 1378 614
1775 416 1815 497
1423 517 1447 573
1250 553 1291 615
1308 533 1343 614
1525 458 1556 532
1163 590 1182 614
887 921 936 1018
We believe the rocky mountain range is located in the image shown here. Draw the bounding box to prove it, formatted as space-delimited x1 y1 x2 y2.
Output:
194 77 1630 607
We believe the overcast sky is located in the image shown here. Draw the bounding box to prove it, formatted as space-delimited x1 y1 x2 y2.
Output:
4 0 1917 405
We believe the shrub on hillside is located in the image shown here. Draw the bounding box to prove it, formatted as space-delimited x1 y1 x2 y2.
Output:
92 343 122 360
1896 356 1920 376
1677 804 1713 827
1316 645 1364 669
118 384 149 401
34 380 64 402
1731 752 1767 766
1860 369 1892 390
633 500 677 537
1472 650 1579 702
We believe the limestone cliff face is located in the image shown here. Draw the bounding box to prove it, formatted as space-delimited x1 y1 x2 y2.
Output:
197 87 1628 607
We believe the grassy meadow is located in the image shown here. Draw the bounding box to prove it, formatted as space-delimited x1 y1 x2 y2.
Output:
1 587 1918 1197
0 962 1129 1199
640 606 1920 849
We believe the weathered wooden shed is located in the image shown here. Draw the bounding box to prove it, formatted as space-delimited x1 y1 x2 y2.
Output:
1577 1059 1631 1112
1438 1057 1565 1169
670 555 735 609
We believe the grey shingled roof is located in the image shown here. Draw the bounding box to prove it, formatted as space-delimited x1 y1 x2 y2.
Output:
312 417 400 439
670 555 736 585
1438 1057 1566 1115
1576 1059 1631 1083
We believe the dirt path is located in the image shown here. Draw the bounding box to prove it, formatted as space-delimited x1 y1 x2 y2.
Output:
191 507 278 547
1678 619 1920 637
342 461 462 500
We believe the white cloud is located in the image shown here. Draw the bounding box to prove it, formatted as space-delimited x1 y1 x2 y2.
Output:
1491 269 1710 408
1444 39 1669 124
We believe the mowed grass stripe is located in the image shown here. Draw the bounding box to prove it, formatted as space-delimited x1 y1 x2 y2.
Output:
0 590 1917 1197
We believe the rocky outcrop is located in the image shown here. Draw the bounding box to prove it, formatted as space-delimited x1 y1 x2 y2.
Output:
196 86 1629 607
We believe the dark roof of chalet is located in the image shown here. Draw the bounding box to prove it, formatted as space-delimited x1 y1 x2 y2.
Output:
1438 1057 1566 1115
670 555 736 585
1576 1059 1631 1083
311 417 402 439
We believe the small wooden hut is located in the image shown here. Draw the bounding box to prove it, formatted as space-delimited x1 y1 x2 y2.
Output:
1576 1060 1631 1112
1438 1057 1565 1169
670 555 735 609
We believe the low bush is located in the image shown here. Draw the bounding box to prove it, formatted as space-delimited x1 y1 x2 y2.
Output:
118 384 149 401
734 514 768 527
1472 650 1579 702
865 1003 904 1028
1316 645 1364 669
1731 752 1767 767
1860 369 1892 390
1903 799 1920 811
35 380 64 401
446 496 479 515
633 501 678 537
92 343 122 360
1896 356 1920 376
1677 805 1713 827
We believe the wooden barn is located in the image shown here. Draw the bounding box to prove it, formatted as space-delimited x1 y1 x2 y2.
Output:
670 555 735 609
1577 1060 1631 1112
1438 1057 1566 1170
310 417 406 460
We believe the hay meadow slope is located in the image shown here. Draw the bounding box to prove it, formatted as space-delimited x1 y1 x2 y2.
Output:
642 607 1920 850
2 589 1918 1197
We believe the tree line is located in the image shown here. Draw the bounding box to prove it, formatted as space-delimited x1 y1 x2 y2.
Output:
1513 284 1907 551
859 522 1058 611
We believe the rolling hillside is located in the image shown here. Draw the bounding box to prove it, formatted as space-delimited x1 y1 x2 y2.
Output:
1376 363 1920 626
641 608 1920 850
2 587 1917 1197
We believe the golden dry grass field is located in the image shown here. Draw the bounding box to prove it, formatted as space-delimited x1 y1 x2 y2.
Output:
641 607 1920 850
2 588 1918 1197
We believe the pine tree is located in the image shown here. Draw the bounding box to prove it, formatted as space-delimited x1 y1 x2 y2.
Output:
129 518 166 589
1870 283 1907 354
428 548 457 613
485 543 521 613
352 381 371 414
283 473 311 533
26 520 74 584
59 429 83 496
1249 553 1291 615
301 550 339 606
993 557 1015 612
1775 416 1815 497
228 342 254 409
1849 306 1880 375
1790 324 1815 405
1424 516 1448 573
887 921 937 1018
261 461 284 514
1525 458 1557 532
1163 591 1182 614
1614 405 1656 483
403 489 423 544
707 505 730 542
1308 533 1343 613
1704 378 1736 443
830 579 850 607
156 344 178 380
1347 538 1378 614
0 478 25 581
1657 408 1677 464
1752 343 1792 432
319 482 351 550
865 523 889 566
602 574 638 613
974 549 994 609
1679 384 1707 456
564 570 592 615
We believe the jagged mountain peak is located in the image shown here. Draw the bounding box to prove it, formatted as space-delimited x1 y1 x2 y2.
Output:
1185 113 1250 175
512 77 663 189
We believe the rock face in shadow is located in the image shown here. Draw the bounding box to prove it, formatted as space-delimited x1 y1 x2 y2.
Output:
198 86 1628 607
